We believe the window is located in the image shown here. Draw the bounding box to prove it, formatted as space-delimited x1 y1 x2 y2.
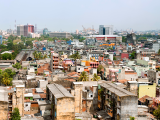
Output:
78 68 80 70
90 95 93 97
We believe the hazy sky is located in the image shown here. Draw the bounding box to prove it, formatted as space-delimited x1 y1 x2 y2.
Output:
0 0 160 32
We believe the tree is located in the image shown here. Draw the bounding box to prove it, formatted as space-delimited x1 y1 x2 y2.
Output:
122 36 127 43
130 116 135 120
153 105 160 120
113 56 117 60
1 72 12 86
92 73 100 81
78 71 88 81
12 63 22 69
97 65 103 73
158 49 160 55
130 51 136 59
11 107 21 120
26 40 33 47
1 53 12 60
70 51 81 60
3 69 16 78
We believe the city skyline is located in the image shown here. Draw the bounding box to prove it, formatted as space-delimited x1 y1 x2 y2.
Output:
0 0 160 32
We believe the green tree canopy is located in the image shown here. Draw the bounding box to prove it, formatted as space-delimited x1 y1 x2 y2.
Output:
158 49 160 55
78 71 88 81
92 73 100 81
1 53 12 60
12 63 22 69
113 56 117 60
1 72 12 86
70 51 81 60
97 65 104 73
153 105 160 120
11 107 21 120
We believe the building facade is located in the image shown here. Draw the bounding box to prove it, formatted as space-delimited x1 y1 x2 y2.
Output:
47 84 75 120
49 32 72 38
99 82 138 120
99 25 113 35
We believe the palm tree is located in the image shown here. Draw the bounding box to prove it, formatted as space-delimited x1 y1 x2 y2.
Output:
92 73 100 81
33 51 38 59
1 72 12 86
78 71 88 81
43 54 48 59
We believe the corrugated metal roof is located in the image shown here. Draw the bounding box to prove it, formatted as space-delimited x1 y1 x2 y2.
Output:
36 88 44 93
33 94 41 99
47 83 74 99
99 82 136 97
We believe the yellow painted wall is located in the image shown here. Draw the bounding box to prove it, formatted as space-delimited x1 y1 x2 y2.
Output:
139 83 156 98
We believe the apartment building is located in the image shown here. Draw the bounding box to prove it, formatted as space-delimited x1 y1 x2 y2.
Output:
148 70 160 85
46 84 75 120
0 87 8 120
50 53 61 72
99 82 138 120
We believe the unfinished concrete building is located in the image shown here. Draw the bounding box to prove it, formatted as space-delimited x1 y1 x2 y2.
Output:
47 84 75 120
0 87 8 120
99 81 138 120
12 83 25 117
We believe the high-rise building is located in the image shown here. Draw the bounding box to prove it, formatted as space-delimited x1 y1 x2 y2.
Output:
24 25 34 37
0 35 2 44
99 25 113 35
17 24 34 37
43 28 48 35
17 25 25 36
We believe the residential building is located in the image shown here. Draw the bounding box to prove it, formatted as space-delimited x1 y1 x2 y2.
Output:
46 84 75 120
139 83 156 98
49 32 72 38
99 25 113 35
50 52 61 72
62 59 73 71
126 33 136 45
87 51 103 60
86 35 122 43
99 81 138 120
152 43 160 53
0 87 9 120
71 39 84 48
12 84 25 117
148 70 160 85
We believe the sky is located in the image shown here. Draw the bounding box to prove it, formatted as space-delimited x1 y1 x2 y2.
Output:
0 0 160 32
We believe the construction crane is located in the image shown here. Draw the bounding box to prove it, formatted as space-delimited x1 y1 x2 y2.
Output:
82 25 86 33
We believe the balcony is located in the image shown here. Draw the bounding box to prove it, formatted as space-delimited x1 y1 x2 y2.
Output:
53 58 59 60
53 62 59 64
53 66 59 68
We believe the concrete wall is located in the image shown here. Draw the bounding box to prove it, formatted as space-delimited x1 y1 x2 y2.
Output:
57 98 75 120
120 96 138 120
24 102 31 111
0 101 8 120
73 83 83 113
139 83 156 98
12 87 24 117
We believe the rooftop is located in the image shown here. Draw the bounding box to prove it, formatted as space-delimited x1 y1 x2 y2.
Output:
47 83 74 99
99 82 136 97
